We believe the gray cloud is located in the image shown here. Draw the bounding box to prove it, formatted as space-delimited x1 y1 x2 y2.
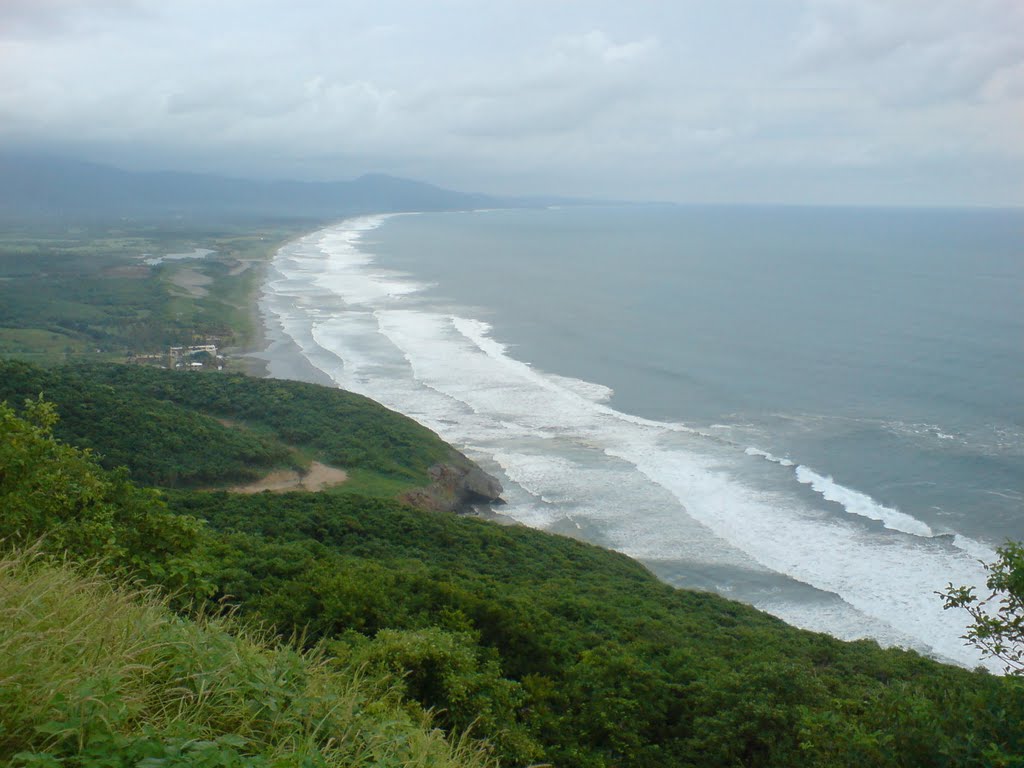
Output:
790 0 1024 107
0 0 1019 206
0 0 146 39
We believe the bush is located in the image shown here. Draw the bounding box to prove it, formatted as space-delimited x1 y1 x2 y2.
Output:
0 550 495 768
0 398 211 599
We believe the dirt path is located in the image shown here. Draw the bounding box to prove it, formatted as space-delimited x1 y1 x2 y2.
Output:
229 461 348 494
300 462 349 491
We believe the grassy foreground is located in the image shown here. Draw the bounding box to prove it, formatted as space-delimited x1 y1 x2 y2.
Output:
5 204 1024 768
0 550 494 768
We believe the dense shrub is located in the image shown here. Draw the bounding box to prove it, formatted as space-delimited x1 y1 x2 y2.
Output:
0 551 494 768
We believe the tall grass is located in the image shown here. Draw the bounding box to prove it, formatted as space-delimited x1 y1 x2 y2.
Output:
0 549 496 768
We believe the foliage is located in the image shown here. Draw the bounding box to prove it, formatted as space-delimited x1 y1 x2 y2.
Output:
0 549 495 768
335 628 541 765
0 360 461 487
0 360 294 486
0 398 210 598
941 542 1024 675
4 368 1023 767
0 268 170 354
168 490 1021 768
72 363 464 483
0 218 313 362
939 543 1024 766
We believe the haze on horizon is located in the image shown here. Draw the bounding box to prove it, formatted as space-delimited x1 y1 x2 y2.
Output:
1 0 1021 208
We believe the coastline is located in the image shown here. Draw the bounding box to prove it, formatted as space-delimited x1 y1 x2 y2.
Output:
231 263 270 378
232 222 519 527
236 287 336 388
227 227 337 386
235 209 1016 672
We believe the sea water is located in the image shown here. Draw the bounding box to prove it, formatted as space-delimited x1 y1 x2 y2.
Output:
260 205 1024 670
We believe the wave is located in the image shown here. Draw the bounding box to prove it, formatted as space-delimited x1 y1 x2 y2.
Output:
260 215 1001 671
744 446 795 467
794 465 935 537
749 448 999 561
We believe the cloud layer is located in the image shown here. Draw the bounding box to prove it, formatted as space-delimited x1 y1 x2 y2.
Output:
1 0 1020 205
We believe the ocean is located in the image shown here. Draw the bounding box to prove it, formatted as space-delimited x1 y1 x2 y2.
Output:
259 204 1024 670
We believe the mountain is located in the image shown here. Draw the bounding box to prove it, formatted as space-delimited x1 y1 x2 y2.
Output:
0 154 500 219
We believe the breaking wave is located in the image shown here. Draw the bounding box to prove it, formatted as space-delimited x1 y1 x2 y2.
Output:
259 216 1002 671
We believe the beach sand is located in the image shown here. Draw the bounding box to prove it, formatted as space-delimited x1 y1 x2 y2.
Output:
233 240 518 524
233 271 337 387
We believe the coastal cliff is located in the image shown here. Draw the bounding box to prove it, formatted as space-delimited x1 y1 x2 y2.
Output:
401 461 504 513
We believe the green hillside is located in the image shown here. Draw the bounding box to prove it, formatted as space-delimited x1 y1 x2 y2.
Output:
0 361 463 490
2 379 1021 767
171 490 1022 767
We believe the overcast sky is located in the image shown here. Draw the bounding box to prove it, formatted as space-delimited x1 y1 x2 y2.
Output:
1 0 1021 206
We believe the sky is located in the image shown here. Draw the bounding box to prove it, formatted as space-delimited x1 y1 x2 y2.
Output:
1 0 1022 206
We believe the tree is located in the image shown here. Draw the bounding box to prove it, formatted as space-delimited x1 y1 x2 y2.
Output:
0 397 212 600
941 542 1024 675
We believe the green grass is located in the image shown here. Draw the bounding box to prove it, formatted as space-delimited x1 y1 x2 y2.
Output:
0 329 95 361
0 548 496 768
172 488 1024 768
3 372 1022 768
0 360 298 487
329 467 420 498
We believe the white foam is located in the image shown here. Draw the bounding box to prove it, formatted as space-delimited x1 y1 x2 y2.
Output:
882 418 1024 459
745 446 795 467
546 374 614 403
951 534 999 563
755 596 929 650
261 217 1002 671
606 440 994 665
794 465 935 537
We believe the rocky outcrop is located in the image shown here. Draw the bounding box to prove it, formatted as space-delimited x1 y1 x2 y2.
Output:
400 462 504 513
460 465 504 503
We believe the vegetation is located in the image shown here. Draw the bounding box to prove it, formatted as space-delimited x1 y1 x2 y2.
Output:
171 490 1024 768
942 542 1024 675
2 396 1023 767
0 550 494 768
0 361 459 488
0 398 210 599
0 218 313 363
69 363 463 484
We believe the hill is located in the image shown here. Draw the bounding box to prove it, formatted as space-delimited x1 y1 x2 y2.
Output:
1 546 490 768
0 360 493 504
1 365 1021 767
0 154 498 220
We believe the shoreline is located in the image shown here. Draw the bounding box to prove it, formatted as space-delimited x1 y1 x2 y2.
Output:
230 258 270 378
228 226 336 385
231 221 520 528
221 212 1004 671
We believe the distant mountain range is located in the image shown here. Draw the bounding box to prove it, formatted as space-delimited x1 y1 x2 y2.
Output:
0 154 538 220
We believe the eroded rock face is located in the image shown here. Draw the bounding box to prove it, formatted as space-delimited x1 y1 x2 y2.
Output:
461 466 503 503
401 462 504 513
